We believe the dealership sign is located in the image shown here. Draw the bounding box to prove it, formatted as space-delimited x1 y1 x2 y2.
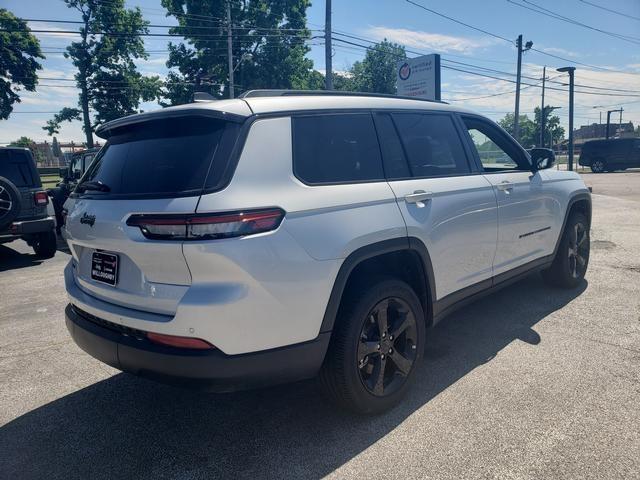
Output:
396 54 441 101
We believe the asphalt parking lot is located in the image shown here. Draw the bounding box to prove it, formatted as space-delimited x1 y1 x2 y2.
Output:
1 172 639 480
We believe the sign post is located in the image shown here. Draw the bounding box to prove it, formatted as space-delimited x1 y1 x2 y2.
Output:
396 54 441 101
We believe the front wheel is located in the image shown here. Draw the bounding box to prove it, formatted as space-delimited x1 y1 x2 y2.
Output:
542 212 590 288
320 277 425 414
590 158 606 173
32 231 57 259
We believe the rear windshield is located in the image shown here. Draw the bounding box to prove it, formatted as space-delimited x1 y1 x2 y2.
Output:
82 116 240 197
0 149 39 188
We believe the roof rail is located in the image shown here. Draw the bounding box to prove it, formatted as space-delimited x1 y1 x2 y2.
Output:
238 89 448 104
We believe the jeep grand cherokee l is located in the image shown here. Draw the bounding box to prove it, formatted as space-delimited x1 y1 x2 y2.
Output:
63 91 591 414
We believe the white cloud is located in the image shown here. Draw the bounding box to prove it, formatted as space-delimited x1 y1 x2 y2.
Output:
29 22 80 40
364 26 498 55
536 46 580 58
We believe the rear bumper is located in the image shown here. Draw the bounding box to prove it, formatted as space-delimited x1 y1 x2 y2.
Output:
65 303 330 392
0 216 54 238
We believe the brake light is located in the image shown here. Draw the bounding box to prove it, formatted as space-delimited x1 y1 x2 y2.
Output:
146 332 215 350
34 191 49 206
126 208 285 241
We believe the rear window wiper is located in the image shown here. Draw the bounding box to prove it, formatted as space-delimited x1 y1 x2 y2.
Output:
76 180 111 193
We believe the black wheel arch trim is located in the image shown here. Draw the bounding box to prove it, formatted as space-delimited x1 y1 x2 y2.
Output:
319 237 436 333
553 192 592 258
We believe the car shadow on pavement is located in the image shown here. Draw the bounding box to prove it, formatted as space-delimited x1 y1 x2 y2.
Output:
0 244 44 272
0 275 587 480
0 237 69 272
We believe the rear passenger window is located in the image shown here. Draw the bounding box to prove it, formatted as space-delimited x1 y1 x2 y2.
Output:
392 113 470 177
0 150 37 187
292 113 384 184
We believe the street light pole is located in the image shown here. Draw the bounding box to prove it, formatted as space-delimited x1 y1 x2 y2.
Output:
557 66 576 171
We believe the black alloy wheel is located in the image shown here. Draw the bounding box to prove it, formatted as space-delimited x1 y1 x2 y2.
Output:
590 159 606 173
567 220 589 280
357 297 418 397
320 277 425 414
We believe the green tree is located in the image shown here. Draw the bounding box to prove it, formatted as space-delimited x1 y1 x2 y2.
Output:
160 0 315 104
348 40 406 94
533 106 565 147
43 0 161 147
498 113 537 148
9 136 43 163
0 9 44 119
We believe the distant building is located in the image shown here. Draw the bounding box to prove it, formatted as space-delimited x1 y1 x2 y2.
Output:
574 122 635 143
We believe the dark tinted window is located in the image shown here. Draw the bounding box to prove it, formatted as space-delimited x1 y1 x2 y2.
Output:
392 113 470 177
84 117 239 196
374 113 411 179
0 150 38 187
292 113 384 184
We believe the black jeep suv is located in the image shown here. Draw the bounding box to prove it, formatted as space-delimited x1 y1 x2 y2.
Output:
48 147 100 232
0 147 57 258
579 138 640 173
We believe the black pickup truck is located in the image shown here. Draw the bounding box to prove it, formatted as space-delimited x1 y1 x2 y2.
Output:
0 147 57 258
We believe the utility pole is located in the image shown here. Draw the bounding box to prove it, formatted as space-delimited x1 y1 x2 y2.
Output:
514 35 532 143
606 108 623 139
227 1 234 99
557 66 576 171
539 65 546 147
325 0 333 90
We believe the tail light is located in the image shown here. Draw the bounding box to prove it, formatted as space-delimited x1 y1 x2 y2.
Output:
34 191 49 206
147 332 215 350
126 208 285 241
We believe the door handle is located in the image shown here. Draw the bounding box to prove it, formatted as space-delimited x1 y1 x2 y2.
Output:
405 190 433 207
496 181 514 192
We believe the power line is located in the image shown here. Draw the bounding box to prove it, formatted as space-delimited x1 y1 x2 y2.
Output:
579 0 640 22
404 0 513 43
330 36 640 97
404 0 640 75
506 0 640 45
21 17 320 33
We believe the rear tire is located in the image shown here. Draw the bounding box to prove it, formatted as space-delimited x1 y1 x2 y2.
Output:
320 276 425 414
542 212 590 288
32 230 57 259
590 158 606 173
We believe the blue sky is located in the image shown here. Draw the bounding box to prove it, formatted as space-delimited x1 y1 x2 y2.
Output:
2 0 640 144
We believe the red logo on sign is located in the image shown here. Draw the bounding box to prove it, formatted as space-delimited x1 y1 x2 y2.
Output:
399 62 411 81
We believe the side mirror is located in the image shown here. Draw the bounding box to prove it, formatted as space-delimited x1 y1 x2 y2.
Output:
73 170 82 180
529 148 556 170
59 167 68 179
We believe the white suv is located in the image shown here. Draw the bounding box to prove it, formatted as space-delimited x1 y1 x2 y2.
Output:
63 91 591 413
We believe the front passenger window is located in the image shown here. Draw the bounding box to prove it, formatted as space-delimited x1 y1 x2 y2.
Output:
463 118 531 172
